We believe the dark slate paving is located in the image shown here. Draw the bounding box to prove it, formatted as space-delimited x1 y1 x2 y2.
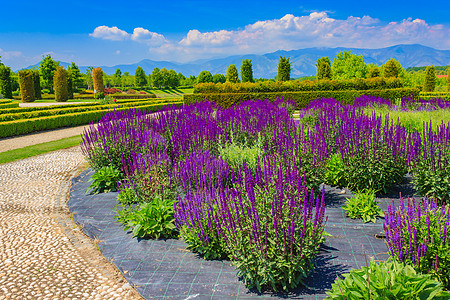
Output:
69 169 417 300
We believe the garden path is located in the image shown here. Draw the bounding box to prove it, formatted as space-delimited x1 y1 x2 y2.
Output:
0 147 142 299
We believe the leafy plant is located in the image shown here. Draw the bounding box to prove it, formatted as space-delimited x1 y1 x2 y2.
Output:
325 153 346 187
86 166 123 194
115 194 177 239
117 186 138 205
342 189 384 223
218 135 263 171
326 258 450 299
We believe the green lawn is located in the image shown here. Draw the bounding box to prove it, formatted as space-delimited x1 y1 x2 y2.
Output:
142 87 193 98
0 135 82 165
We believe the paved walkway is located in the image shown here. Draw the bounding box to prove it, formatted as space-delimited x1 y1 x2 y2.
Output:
0 148 142 299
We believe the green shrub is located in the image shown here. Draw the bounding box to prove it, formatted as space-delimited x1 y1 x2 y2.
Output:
0 65 13 99
412 160 450 204
325 153 346 186
54 66 69 102
117 187 138 205
92 67 104 94
86 166 123 194
18 70 35 103
218 133 263 171
32 70 41 100
342 189 384 223
423 65 436 92
325 258 450 299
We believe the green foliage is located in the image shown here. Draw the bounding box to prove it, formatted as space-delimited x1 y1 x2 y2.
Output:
66 70 73 99
197 70 214 84
67 62 83 89
180 224 229 260
226 64 240 83
412 159 450 203
218 133 263 171
150 67 163 88
447 67 450 92
39 54 59 90
277 56 291 81
423 65 436 92
316 57 332 80
368 66 382 78
53 66 69 102
332 51 368 80
115 195 177 239
86 166 123 194
0 64 13 99
117 187 138 205
31 70 41 100
134 66 147 87
325 153 346 186
240 59 253 83
383 58 401 78
92 67 104 94
342 189 385 223
326 258 450 300
18 69 35 103
112 68 122 87
212 73 226 84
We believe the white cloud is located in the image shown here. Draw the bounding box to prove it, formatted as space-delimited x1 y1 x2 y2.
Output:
0 48 22 60
131 27 167 46
90 26 129 41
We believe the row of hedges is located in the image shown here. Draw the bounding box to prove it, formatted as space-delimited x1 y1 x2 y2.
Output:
419 92 450 100
194 78 403 94
0 101 182 138
184 88 420 108
12 93 157 100
0 99 177 123
0 100 19 109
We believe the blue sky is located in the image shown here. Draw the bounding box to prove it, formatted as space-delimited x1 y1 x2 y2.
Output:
1 0 449 70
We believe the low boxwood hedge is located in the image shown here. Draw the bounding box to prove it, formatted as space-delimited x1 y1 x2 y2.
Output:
0 101 182 138
184 88 420 108
0 100 19 109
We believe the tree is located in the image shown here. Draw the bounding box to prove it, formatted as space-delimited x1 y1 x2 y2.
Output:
368 66 382 78
423 65 436 92
383 59 401 78
213 74 226 84
84 67 94 90
226 65 239 83
135 66 147 87
92 67 105 94
18 70 35 102
54 66 69 102
112 68 122 87
67 62 83 90
241 59 253 82
197 71 214 83
67 69 73 99
331 51 368 80
277 56 291 81
151 68 163 88
447 67 450 92
0 64 13 99
39 54 59 90
31 69 41 100
315 57 332 80
167 69 179 88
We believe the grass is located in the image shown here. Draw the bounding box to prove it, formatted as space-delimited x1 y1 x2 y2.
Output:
0 135 82 165
141 87 193 98
12 99 97 104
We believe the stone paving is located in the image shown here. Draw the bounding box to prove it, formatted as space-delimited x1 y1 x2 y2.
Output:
0 147 142 299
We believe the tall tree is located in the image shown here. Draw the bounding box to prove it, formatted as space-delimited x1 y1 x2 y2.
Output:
197 71 214 83
213 74 226 84
383 58 401 78
0 64 12 99
134 66 147 87
67 62 83 89
277 56 291 81
226 65 239 83
92 67 105 94
331 51 368 80
39 54 59 90
423 65 436 92
151 68 163 88
241 59 253 82
168 69 179 88
315 57 332 80
113 68 122 87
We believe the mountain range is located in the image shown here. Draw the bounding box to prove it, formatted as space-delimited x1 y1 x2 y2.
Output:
25 44 450 78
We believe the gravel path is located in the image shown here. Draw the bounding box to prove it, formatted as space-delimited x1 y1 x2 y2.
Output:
0 125 89 153
0 147 142 299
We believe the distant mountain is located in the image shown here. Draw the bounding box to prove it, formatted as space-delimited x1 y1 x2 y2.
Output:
23 44 450 78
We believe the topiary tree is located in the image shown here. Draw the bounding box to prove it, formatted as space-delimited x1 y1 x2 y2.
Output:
67 62 83 90
332 51 368 80
134 66 147 87
423 65 436 92
277 56 291 81
197 71 214 83
67 69 73 100
368 66 382 78
54 66 69 102
212 74 226 84
39 54 59 91
92 67 105 95
18 70 35 102
0 64 13 99
447 67 450 92
113 68 122 87
31 70 41 100
315 57 332 80
241 59 253 82
226 65 239 83
382 58 403 78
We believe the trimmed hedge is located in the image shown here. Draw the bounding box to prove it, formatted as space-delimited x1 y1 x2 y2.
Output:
0 100 18 109
0 99 178 122
193 77 403 94
18 70 35 103
92 67 104 94
419 92 450 100
54 67 69 102
0 101 182 138
184 88 420 108
109 93 156 99
0 65 13 99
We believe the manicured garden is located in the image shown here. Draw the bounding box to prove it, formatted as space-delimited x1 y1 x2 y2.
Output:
77 94 450 298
